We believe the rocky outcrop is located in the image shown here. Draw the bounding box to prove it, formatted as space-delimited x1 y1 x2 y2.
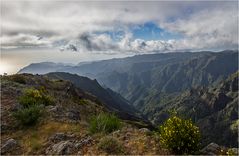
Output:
200 143 238 155
200 143 221 155
1 138 19 154
48 133 76 143
45 133 93 155
46 141 75 155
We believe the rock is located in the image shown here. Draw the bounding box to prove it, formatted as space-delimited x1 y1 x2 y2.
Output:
46 105 59 112
1 138 18 154
48 133 75 143
75 136 93 149
200 143 221 155
139 128 150 133
46 141 74 155
66 109 80 121
211 92 232 111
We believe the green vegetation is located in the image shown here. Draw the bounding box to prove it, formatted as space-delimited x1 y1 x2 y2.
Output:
89 113 121 134
98 136 124 154
9 74 26 84
19 88 54 107
13 105 42 126
13 88 54 126
159 115 201 154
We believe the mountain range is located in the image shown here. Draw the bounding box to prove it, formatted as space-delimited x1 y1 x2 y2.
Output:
18 50 238 147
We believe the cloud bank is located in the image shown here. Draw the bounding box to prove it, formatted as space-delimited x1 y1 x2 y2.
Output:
1 1 238 53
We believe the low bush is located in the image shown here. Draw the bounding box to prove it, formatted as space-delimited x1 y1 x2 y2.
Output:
159 115 201 154
19 88 54 107
13 88 53 126
13 105 42 126
89 113 121 134
10 75 26 84
98 136 124 154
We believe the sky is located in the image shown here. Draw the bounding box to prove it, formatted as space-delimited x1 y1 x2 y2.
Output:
1 0 238 74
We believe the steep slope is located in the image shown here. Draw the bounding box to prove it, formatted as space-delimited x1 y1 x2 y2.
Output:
95 50 238 105
0 74 164 155
45 72 146 122
17 50 238 147
144 72 238 147
18 50 238 108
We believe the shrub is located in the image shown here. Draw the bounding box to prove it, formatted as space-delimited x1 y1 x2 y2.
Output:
13 105 42 126
89 113 121 134
13 88 53 126
98 136 124 154
159 115 201 154
19 88 54 107
10 75 26 84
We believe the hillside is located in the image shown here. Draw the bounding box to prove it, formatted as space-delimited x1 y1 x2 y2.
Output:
1 73 238 155
17 50 238 148
1 74 161 155
19 50 238 107
143 72 238 147
18 62 73 75
45 72 146 122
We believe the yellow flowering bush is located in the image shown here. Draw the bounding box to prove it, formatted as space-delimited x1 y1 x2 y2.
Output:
159 116 201 154
19 88 54 107
13 88 54 126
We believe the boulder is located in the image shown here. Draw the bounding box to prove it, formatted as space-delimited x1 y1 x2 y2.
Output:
45 141 74 155
200 143 221 155
48 133 75 143
75 136 93 149
139 128 150 133
1 138 18 154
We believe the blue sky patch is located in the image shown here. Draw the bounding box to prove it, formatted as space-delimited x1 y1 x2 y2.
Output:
132 22 182 41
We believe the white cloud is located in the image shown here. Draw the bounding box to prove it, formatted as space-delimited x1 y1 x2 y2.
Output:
61 32 173 53
1 33 52 49
1 1 238 52
160 6 238 50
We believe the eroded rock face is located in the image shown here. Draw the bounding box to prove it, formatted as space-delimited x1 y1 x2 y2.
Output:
212 92 232 111
46 106 81 122
1 138 18 154
45 141 74 155
45 133 93 155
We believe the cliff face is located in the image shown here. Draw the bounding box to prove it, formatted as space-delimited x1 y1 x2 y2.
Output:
146 72 238 147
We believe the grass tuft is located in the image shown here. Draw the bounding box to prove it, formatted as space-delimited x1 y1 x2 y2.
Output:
89 113 121 134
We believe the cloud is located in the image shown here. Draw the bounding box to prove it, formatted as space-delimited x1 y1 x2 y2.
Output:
60 32 174 53
159 5 238 50
1 1 238 52
1 33 52 49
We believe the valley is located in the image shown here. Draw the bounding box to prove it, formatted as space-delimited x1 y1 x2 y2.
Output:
17 50 239 148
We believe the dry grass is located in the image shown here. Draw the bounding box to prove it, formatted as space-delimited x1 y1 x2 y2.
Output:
7 120 85 154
